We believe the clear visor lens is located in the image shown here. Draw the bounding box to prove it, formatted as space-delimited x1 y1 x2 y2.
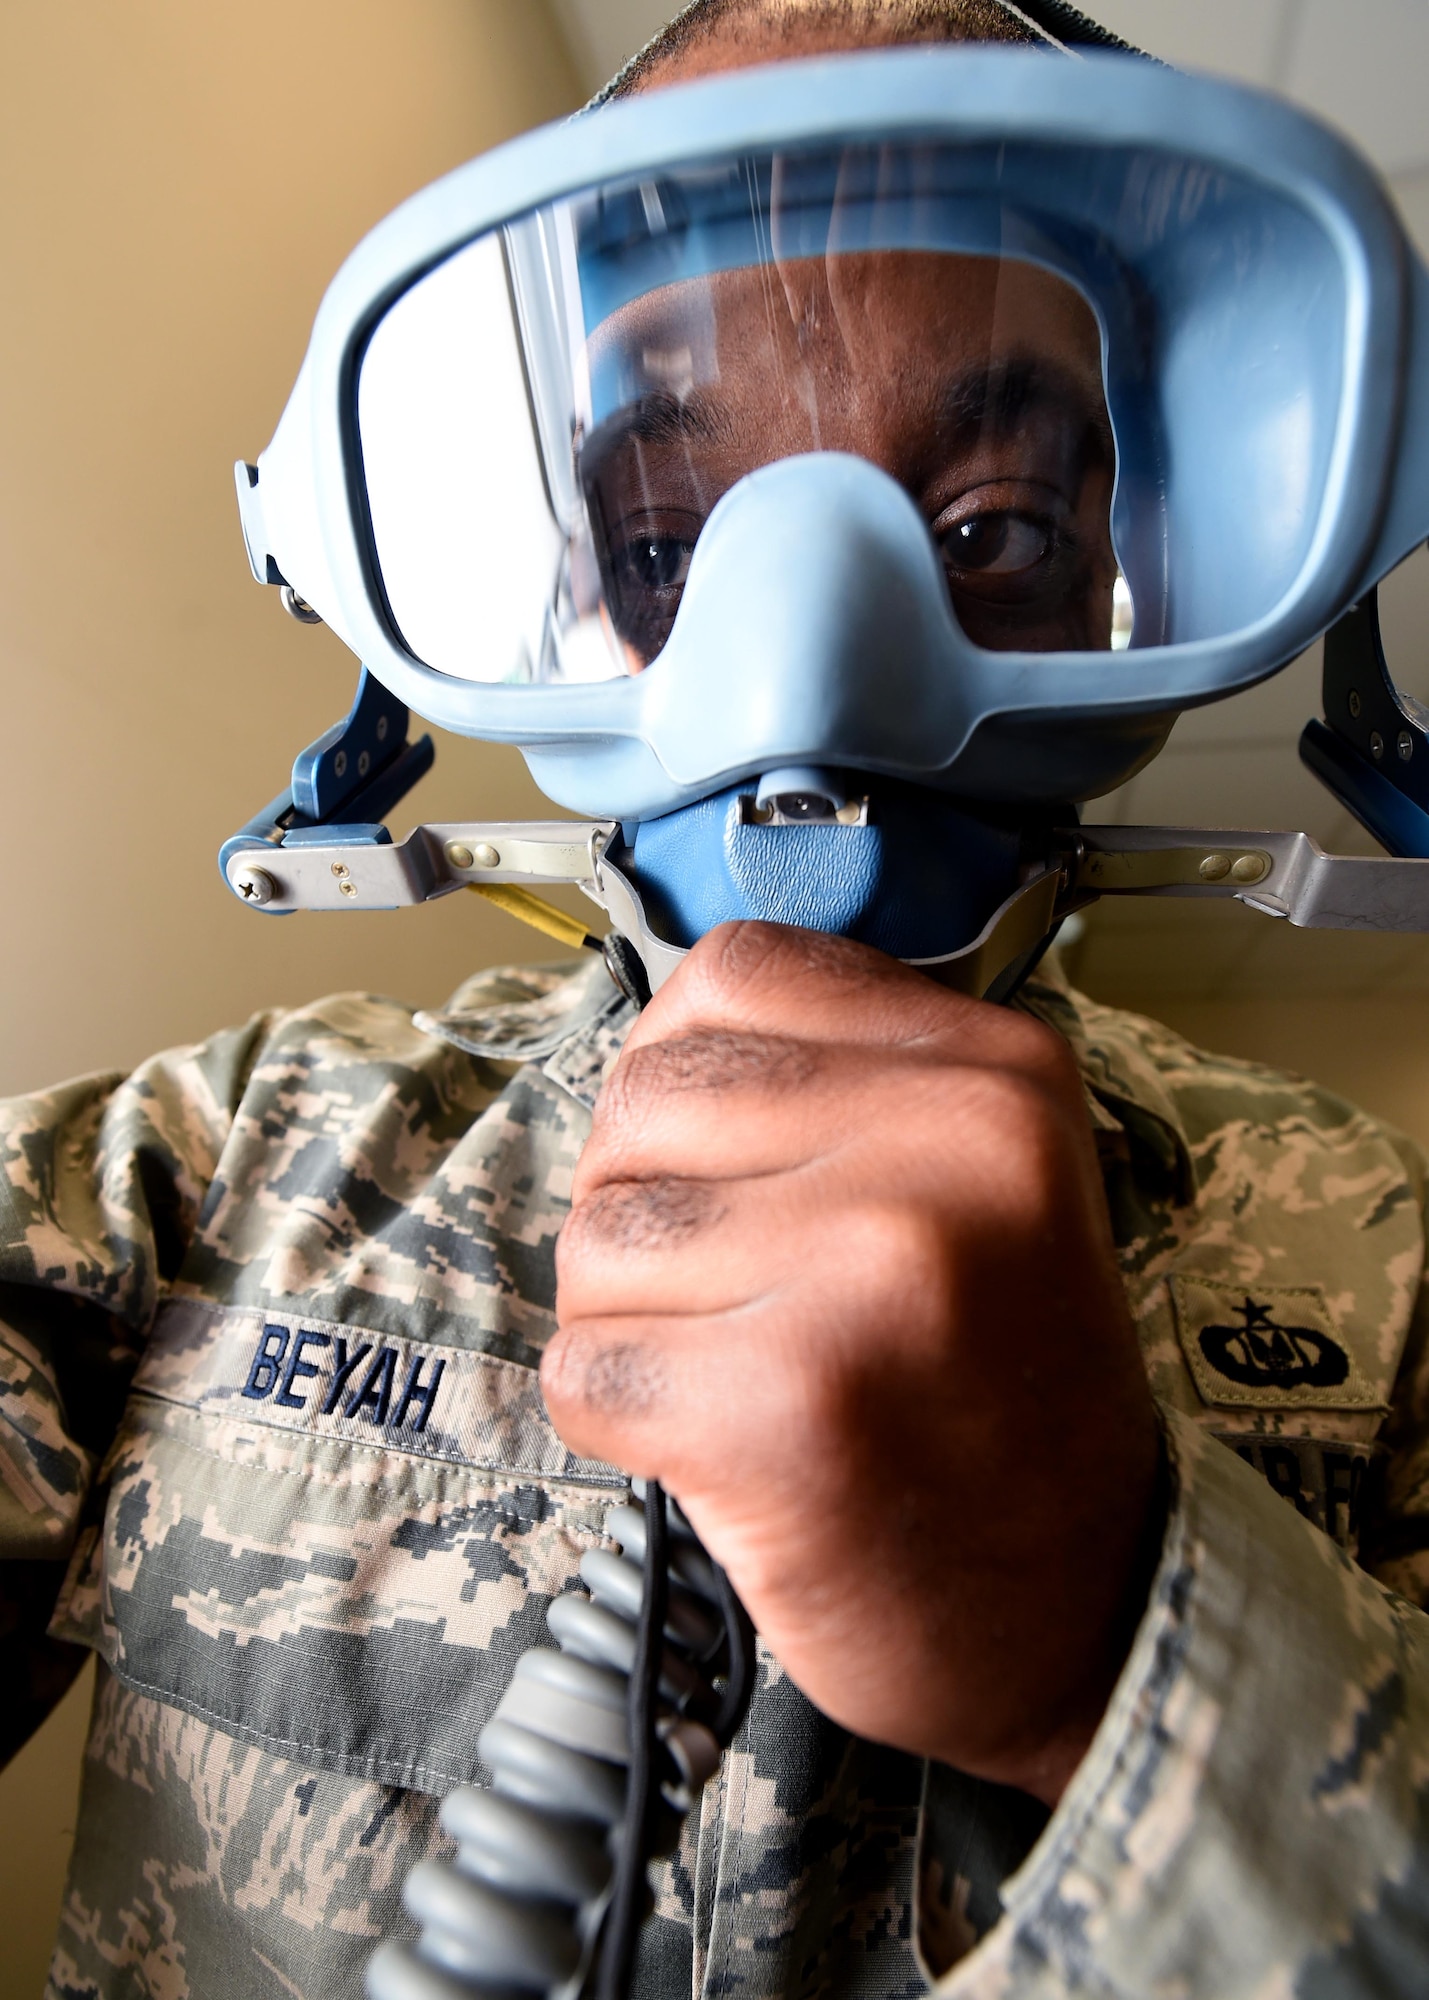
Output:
357 138 1342 682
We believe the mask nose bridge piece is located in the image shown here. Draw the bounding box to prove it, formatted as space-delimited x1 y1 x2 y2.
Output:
638 452 972 793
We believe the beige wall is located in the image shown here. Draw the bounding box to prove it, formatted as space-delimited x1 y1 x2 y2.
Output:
0 0 586 1107
0 6 582 1990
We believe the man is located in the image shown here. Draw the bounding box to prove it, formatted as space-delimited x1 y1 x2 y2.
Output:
4 2 1429 1995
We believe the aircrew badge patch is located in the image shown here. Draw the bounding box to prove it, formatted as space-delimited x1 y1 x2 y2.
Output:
1168 1275 1385 1411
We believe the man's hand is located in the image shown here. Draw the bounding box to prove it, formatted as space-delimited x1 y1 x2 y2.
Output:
542 923 1163 1806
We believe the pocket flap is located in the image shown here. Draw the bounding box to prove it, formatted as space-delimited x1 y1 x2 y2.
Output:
52 1301 623 1794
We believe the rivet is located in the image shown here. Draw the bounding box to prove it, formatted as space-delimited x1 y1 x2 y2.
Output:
1230 853 1268 884
234 867 276 906
1348 689 1362 719
472 842 501 869
1398 731 1414 762
1199 853 1231 881
334 749 348 778
358 749 371 777
330 861 349 878
1371 731 1385 759
339 879 358 898
445 842 475 870
278 584 323 625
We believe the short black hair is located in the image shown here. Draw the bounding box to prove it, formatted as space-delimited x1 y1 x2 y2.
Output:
595 0 1138 104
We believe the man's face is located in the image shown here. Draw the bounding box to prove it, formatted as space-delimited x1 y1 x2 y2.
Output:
581 243 1118 663
576 9 1117 670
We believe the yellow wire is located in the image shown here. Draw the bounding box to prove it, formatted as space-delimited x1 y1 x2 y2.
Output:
466 881 599 952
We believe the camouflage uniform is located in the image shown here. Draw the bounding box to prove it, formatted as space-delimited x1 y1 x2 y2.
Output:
4 948 1429 1998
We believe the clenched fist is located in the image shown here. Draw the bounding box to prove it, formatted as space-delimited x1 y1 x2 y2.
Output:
542 923 1163 1806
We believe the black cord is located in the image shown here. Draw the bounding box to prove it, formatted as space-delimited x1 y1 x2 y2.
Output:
596 1480 670 2000
590 947 756 1998
710 1560 758 1747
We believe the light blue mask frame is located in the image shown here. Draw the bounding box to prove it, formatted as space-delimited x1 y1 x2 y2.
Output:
236 48 1429 821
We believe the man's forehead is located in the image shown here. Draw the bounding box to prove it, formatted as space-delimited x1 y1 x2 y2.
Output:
625 2 1027 95
587 254 1105 392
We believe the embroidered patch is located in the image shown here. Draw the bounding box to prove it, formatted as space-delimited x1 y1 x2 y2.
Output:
131 1299 620 1481
1168 1275 1385 1410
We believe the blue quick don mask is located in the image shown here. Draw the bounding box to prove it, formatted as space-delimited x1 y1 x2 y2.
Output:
222 48 1429 999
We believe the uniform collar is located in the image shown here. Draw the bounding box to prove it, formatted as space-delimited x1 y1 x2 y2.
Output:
416 952 635 1111
1019 954 1195 1204
417 949 1195 1201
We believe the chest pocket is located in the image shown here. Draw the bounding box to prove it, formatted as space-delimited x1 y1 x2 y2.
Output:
50 1299 623 1793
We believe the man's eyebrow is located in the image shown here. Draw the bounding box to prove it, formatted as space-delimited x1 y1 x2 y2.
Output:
939 357 1111 446
606 388 734 448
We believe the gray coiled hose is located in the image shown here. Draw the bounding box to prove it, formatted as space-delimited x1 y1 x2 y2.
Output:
366 1482 756 2000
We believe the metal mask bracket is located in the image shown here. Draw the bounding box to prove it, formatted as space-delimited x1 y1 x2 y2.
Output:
218 667 614 919
218 667 437 907
1300 578 1429 857
218 667 1429 994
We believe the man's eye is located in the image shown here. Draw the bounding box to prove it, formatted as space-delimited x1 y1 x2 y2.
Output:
613 534 695 593
602 529 700 666
942 513 1051 576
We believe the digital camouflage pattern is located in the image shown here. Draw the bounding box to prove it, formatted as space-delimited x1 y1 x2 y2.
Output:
4 948 1429 1996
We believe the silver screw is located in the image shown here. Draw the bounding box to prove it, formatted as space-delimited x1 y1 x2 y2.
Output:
1348 690 1362 719
234 867 276 906
334 749 348 778
1398 731 1414 761
445 841 475 870
1199 853 1231 881
358 749 371 777
376 716 389 742
330 861 349 878
339 879 358 898
1371 731 1385 759
472 842 501 869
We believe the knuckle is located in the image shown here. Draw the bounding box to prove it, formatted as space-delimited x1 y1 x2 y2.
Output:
694 920 797 1000
592 1046 652 1133
607 1027 815 1107
696 917 772 971
951 1067 1071 1213
964 1061 1052 1130
692 920 883 1008
786 1204 954 1361
944 1056 1055 1143
850 1200 953 1308
541 1327 668 1428
999 1008 1081 1090
539 1328 582 1417
765 1314 897 1470
566 1176 721 1255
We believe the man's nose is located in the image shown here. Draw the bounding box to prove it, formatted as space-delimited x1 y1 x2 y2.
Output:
641 450 970 789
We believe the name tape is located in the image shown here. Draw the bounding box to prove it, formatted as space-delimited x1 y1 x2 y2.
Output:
1220 1432 1381 1553
132 1299 617 1482
241 1322 444 1433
